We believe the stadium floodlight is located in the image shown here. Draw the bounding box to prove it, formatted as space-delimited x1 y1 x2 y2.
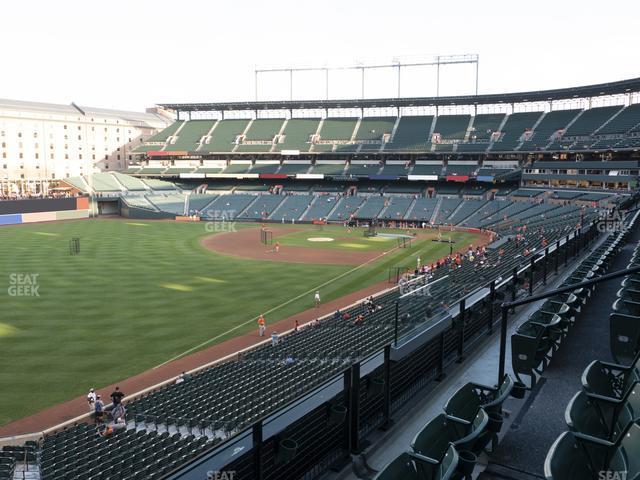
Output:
254 54 480 102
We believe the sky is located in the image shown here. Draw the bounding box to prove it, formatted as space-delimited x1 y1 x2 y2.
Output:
1 0 638 112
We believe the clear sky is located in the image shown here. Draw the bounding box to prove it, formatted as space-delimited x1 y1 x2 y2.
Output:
1 0 638 112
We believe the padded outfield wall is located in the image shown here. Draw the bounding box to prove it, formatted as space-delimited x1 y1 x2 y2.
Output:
0 197 90 226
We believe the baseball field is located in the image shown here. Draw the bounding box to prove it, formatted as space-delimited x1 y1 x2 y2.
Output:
0 218 484 428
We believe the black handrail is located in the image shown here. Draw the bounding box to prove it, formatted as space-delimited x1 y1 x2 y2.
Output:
497 264 640 384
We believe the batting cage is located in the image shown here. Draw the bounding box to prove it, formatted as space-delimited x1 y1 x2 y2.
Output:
260 229 273 245
69 237 80 256
396 236 413 248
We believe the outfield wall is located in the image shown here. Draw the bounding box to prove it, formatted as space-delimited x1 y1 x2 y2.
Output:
0 197 90 226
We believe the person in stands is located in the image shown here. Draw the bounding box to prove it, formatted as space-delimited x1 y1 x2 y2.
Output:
94 395 105 423
110 386 124 406
87 388 96 412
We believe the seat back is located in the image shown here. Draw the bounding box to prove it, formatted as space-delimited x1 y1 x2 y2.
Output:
543 431 595 480
610 312 640 366
443 384 481 424
619 423 640 480
374 452 420 480
411 414 453 460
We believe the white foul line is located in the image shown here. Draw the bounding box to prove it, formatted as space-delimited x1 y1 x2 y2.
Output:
153 243 404 368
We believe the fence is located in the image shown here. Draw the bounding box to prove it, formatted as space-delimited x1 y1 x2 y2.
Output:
165 222 600 480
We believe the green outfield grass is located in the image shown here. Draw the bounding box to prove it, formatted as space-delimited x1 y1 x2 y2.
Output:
0 219 481 426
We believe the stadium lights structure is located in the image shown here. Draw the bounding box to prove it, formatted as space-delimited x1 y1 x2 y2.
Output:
253 54 480 102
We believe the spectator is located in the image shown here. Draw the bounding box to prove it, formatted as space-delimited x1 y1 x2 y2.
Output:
87 388 96 412
94 395 105 423
175 373 185 384
111 403 126 423
271 331 279 346
110 386 124 406
258 314 266 337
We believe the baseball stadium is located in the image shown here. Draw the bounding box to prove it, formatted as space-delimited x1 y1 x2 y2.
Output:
2 8 640 480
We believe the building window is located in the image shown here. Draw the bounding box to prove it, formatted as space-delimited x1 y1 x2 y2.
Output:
79 154 82 159
18 132 22 138
33 132 38 138
78 135 81 140
78 126 81 131
117 155 121 160
65 154 69 160
19 153 23 159
92 154 96 160
1 142 5 148
35 153 39 159
18 142 23 148
50 154 54 159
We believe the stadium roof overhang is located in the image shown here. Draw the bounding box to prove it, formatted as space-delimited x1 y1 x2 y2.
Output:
159 77 640 113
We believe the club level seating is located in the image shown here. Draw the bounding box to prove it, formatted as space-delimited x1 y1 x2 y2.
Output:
347 162 382 176
278 162 311 175
412 164 444 176
233 183 271 192
462 184 487 197
250 162 280 174
269 195 313 221
311 163 347 175
386 116 433 151
384 184 424 194
165 120 216 152
380 163 411 176
223 163 251 174
138 166 167 175
444 164 478 176
511 189 544 198
275 119 321 152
